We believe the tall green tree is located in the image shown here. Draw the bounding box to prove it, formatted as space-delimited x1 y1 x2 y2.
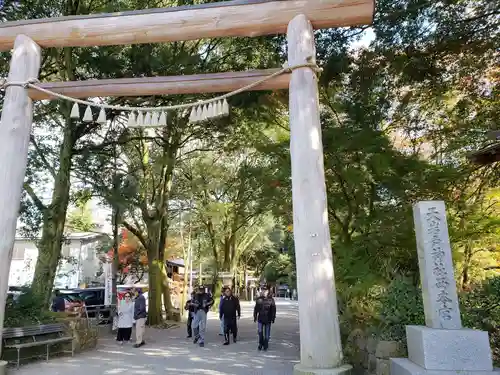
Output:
70 10 283 323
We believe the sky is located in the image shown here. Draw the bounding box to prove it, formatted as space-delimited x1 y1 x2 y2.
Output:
350 28 376 50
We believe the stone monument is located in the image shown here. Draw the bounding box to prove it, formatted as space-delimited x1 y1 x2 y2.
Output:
391 201 499 375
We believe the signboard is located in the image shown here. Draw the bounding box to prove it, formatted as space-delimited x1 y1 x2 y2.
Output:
104 261 113 306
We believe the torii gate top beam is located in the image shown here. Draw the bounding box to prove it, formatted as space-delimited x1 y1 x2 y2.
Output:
0 0 374 52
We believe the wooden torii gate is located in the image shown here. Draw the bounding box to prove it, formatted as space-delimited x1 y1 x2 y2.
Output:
0 1 374 374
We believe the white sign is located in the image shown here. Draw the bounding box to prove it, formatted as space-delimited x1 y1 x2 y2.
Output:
104 261 113 306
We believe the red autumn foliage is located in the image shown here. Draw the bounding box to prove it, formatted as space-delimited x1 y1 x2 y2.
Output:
107 229 147 280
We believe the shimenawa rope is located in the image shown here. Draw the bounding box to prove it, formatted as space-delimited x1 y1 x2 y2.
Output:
0 61 321 126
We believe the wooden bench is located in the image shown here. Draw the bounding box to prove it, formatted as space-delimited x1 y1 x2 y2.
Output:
2 323 74 369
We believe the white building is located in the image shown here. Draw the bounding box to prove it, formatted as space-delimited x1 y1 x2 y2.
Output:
9 232 107 289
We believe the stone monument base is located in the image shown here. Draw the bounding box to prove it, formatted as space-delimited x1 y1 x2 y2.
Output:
294 363 352 375
0 360 7 375
391 358 500 375
406 325 493 371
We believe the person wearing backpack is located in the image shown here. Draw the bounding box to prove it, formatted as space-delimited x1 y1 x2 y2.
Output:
253 286 276 351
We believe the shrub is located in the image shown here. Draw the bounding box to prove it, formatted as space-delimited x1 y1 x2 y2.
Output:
4 287 56 328
370 275 499 365
375 276 425 340
460 276 500 366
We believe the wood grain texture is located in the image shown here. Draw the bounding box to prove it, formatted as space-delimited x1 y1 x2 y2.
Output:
287 14 344 369
0 35 41 353
28 69 290 100
0 0 374 51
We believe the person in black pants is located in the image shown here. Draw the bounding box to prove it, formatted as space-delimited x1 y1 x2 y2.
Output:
184 291 196 338
254 287 276 351
219 287 241 345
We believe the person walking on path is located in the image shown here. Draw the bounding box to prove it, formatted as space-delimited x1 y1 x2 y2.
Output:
133 288 147 348
116 292 134 345
253 287 276 351
218 287 226 336
184 291 196 338
219 287 241 345
191 285 214 347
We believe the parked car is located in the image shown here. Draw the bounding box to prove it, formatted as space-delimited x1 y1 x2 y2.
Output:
59 291 85 313
60 287 111 323
6 291 22 304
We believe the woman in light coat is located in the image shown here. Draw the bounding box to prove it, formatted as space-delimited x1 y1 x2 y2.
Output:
116 292 134 344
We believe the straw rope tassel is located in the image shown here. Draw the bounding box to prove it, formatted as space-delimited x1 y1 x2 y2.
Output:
195 106 203 122
70 103 80 119
144 111 151 126
208 102 215 118
159 111 167 126
202 105 209 120
137 111 144 126
216 100 223 117
189 107 196 123
151 112 159 126
83 105 93 122
222 99 229 115
128 112 136 127
97 108 106 124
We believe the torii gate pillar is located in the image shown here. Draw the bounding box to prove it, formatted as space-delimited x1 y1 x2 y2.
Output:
288 14 351 375
0 35 41 370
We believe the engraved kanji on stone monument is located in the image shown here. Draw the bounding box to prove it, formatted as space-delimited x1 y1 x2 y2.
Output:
413 201 462 329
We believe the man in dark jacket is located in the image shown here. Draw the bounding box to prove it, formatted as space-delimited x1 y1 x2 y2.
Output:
184 291 196 338
191 285 214 347
133 288 147 348
219 287 241 345
253 287 276 351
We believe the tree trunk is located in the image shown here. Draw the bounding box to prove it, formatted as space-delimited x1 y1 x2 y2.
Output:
244 262 248 300
147 257 164 325
146 222 163 325
111 207 120 305
222 238 231 271
461 242 473 291
211 267 221 295
158 218 173 320
31 111 75 303
180 220 191 321
31 10 78 303
213 277 223 312
161 265 174 320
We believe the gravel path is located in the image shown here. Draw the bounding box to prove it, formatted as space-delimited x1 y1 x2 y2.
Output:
13 299 300 375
